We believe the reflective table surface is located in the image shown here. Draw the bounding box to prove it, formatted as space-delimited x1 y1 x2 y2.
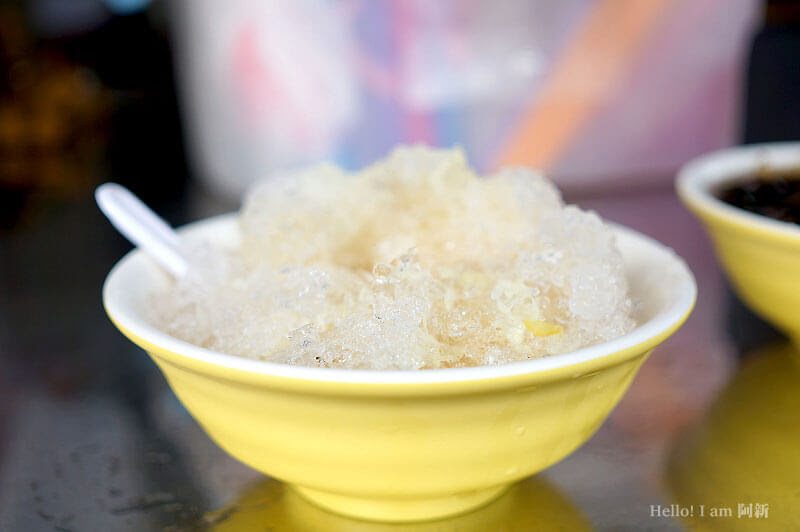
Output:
1 183 797 531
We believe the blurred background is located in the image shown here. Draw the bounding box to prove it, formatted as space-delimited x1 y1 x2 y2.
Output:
0 0 798 530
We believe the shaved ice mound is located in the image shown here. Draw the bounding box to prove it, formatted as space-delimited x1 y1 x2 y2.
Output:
150 146 636 370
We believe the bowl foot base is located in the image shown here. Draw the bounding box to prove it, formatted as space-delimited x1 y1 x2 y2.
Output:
292 483 511 523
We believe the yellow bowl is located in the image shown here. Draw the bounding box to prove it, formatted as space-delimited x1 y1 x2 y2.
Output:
102 215 695 522
677 142 800 345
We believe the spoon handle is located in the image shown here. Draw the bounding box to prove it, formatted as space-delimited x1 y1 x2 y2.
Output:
96 183 189 278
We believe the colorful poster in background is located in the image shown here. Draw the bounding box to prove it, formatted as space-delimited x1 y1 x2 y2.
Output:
171 0 759 199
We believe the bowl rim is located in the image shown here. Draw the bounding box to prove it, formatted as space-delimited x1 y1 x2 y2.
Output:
676 141 800 243
103 215 696 385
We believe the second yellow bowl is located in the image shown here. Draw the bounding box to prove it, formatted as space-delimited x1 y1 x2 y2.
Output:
677 142 800 346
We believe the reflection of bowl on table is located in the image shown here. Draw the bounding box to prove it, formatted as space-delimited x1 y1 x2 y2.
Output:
103 215 695 523
677 143 800 346
667 342 800 531
205 475 591 532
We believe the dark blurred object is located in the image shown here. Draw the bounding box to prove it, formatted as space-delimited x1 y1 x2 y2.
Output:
742 0 800 143
0 4 110 229
0 2 189 231
727 0 800 354
717 174 800 224
81 9 189 214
